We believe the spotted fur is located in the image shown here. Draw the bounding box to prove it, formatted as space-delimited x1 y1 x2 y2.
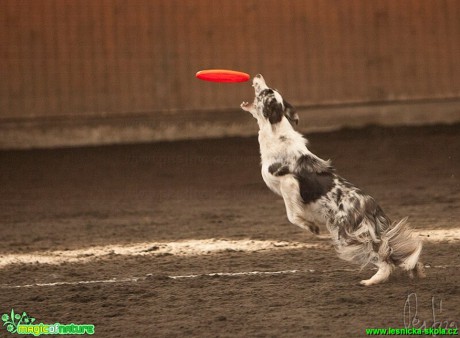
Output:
241 74 424 286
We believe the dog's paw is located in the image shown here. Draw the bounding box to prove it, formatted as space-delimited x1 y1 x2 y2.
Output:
416 267 426 279
412 262 426 279
240 101 253 111
359 279 374 286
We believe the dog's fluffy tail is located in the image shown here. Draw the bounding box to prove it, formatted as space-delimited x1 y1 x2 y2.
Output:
379 217 422 270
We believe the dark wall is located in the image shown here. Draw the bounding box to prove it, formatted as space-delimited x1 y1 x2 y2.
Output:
2 0 460 121
0 0 460 148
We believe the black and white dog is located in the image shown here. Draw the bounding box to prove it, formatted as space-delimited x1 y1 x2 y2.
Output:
241 74 424 286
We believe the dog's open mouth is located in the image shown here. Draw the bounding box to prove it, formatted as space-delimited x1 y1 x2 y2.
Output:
240 74 266 113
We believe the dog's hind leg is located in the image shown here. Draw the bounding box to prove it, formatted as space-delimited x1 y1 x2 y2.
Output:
408 261 426 279
280 176 320 235
360 261 393 286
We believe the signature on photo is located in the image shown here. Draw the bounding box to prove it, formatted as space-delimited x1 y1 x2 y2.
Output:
404 292 458 330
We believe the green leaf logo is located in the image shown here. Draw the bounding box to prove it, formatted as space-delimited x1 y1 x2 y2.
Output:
2 309 35 334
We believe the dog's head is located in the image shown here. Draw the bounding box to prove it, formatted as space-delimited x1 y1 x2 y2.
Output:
241 74 298 127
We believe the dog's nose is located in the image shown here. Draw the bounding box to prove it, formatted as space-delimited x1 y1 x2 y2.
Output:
252 74 266 91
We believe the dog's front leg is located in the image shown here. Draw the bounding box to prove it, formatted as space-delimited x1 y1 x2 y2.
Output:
279 176 320 235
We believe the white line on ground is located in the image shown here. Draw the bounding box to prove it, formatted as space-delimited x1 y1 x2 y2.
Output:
1 265 459 289
0 229 458 269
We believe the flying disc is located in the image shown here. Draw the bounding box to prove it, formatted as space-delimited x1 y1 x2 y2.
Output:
196 69 250 83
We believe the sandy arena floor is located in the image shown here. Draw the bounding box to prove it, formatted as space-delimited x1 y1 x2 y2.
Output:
0 124 459 337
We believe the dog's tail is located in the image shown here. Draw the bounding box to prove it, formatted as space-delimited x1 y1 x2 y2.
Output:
379 217 423 271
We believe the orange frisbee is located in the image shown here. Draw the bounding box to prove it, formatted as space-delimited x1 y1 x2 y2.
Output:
196 69 250 83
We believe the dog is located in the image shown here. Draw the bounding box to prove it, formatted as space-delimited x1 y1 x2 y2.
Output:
241 74 425 286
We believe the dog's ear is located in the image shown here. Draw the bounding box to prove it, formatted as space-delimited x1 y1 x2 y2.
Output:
283 100 299 126
263 99 284 124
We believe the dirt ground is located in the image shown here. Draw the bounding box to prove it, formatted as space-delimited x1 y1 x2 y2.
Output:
0 124 459 337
